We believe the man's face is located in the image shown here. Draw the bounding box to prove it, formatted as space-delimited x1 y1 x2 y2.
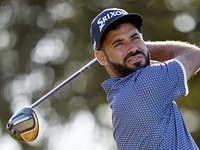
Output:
98 23 150 77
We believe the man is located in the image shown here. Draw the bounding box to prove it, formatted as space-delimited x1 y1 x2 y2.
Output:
90 8 200 149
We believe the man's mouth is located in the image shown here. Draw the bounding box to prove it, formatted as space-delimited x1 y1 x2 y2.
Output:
124 50 146 64
129 57 139 61
126 55 143 63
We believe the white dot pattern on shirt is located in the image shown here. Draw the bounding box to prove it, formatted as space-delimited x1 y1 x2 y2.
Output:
102 60 199 150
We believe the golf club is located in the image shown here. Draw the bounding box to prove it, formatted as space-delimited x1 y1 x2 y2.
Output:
6 58 98 142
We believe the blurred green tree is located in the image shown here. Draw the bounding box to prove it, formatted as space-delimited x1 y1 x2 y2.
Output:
0 0 199 149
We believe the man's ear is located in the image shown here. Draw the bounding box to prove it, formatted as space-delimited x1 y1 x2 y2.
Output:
95 51 108 66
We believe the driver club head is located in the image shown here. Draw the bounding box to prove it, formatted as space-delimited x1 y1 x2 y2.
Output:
6 107 39 142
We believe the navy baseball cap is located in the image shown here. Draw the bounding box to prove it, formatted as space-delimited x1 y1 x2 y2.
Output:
90 8 142 51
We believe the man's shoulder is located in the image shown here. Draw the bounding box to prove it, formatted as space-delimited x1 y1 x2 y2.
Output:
102 59 183 93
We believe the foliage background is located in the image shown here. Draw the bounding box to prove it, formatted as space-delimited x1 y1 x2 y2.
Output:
0 0 199 149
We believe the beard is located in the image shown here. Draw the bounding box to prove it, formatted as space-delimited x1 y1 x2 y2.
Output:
103 49 150 77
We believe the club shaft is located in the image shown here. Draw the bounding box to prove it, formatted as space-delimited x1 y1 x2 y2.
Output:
30 58 98 109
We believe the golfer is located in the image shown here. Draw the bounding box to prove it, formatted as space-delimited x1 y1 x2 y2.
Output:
90 8 200 149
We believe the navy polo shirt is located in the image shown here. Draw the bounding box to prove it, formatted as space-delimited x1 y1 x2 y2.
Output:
102 59 199 150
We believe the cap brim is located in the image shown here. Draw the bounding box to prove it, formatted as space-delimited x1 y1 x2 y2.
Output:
99 14 142 48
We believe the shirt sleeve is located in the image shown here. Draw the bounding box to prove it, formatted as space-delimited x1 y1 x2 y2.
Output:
173 59 188 95
132 59 188 116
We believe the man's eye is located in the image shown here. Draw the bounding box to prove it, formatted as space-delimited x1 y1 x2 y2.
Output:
132 36 140 40
114 43 122 47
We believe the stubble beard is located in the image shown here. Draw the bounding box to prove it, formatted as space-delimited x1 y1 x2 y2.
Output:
103 49 150 77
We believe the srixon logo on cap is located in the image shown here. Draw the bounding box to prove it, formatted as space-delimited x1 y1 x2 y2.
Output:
97 10 128 32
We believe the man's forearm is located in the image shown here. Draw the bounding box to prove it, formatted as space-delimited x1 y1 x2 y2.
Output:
145 41 200 80
145 41 186 62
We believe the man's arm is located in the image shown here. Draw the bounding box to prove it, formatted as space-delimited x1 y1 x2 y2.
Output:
145 41 200 81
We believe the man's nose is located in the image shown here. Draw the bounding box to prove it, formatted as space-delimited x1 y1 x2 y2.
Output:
126 39 137 53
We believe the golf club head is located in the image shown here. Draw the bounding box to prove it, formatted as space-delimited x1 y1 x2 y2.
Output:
6 107 39 142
